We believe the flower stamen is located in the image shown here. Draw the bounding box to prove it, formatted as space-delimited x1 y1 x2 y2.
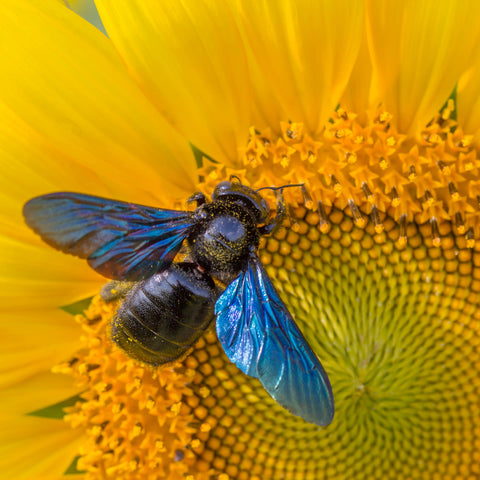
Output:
200 106 480 248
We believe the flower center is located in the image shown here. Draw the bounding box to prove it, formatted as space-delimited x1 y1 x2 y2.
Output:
57 108 480 479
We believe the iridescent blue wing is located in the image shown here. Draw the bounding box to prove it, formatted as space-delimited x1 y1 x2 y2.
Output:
23 192 195 280
215 254 334 426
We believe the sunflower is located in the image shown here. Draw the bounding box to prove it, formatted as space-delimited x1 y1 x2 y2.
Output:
2 0 480 479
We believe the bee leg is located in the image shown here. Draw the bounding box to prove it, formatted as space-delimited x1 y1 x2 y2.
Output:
187 191 207 206
259 188 286 235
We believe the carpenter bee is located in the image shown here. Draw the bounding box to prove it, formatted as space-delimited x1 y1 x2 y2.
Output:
23 179 334 426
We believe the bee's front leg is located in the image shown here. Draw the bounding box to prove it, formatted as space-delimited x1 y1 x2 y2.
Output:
187 191 207 207
259 188 286 236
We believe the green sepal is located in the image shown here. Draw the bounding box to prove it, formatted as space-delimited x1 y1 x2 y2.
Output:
27 394 84 419
61 297 93 316
64 455 86 475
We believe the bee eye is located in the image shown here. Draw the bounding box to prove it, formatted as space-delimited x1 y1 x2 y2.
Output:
216 217 246 243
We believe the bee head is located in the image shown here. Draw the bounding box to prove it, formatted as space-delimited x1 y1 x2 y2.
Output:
212 179 270 224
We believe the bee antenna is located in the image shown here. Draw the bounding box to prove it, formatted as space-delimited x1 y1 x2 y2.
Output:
229 175 242 184
256 183 305 193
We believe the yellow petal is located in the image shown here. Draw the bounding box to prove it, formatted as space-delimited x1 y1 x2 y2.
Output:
0 234 102 309
367 0 480 134
1 370 79 415
232 0 364 135
96 0 253 166
0 415 82 479
457 56 480 137
0 107 111 243
0 309 81 388
341 31 376 121
0 0 197 208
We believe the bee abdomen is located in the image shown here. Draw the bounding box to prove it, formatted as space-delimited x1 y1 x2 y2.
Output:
111 262 217 365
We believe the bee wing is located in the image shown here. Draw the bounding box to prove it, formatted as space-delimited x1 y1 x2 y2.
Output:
23 192 195 280
215 254 334 426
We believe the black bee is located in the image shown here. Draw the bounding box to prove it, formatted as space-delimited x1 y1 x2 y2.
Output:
23 179 334 426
